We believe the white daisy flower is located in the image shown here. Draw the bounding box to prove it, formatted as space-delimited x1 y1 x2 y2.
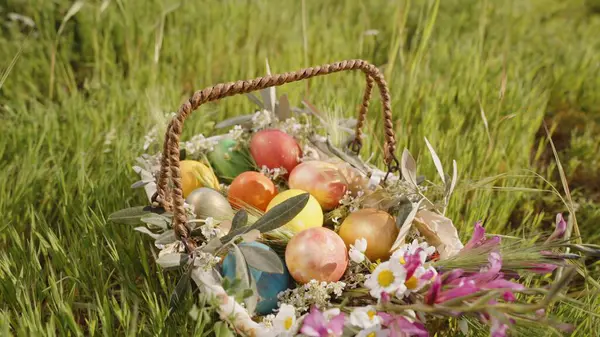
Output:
364 261 407 299
397 266 438 299
356 326 390 337
350 306 382 329
349 238 368 263
391 239 436 265
272 304 298 336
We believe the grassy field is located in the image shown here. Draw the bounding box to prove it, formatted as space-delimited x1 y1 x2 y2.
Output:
1 0 599 335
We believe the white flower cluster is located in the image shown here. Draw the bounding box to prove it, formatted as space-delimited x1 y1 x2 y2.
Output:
260 165 287 181
300 144 321 162
277 280 346 314
277 117 310 138
252 109 274 130
338 190 365 212
199 217 221 240
184 133 219 156
228 125 245 141
193 250 222 272
133 152 163 179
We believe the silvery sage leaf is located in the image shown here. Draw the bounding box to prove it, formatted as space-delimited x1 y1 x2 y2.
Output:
155 230 177 245
239 244 284 274
156 253 189 270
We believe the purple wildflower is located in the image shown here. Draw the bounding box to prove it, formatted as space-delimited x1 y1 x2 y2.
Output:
300 306 346 337
378 313 429 337
461 221 500 252
546 213 567 243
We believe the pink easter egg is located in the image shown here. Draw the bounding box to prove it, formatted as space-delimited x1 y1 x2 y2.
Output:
288 161 348 211
285 227 348 284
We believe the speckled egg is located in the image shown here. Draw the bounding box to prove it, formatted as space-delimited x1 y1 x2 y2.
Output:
249 129 302 177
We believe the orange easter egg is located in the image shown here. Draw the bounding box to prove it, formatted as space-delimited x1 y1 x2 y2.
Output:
338 208 398 262
228 171 277 211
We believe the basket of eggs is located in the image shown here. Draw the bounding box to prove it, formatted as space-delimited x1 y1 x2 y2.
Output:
109 60 597 337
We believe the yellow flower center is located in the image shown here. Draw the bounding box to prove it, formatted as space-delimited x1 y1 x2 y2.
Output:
367 310 377 320
367 333 377 337
399 256 406 265
405 276 418 290
284 317 293 330
377 270 395 287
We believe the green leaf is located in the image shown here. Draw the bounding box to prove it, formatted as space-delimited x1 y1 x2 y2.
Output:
141 213 171 229
168 267 192 314
239 244 284 274
214 321 235 337
231 244 250 287
202 237 223 254
214 115 254 129
156 253 189 270
231 210 248 232
155 230 177 245
247 193 309 233
108 206 153 225
395 201 414 230
244 271 258 316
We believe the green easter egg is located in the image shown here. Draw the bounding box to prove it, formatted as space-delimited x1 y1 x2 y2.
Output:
208 138 255 182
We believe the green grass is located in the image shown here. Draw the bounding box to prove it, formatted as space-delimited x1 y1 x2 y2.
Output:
1 0 599 335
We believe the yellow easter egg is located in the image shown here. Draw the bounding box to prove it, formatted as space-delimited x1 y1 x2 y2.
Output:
266 189 324 233
180 160 220 198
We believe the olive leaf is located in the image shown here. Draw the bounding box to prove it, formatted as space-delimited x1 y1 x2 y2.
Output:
424 137 446 185
246 192 309 233
168 265 192 314
156 253 189 270
108 206 161 225
240 229 260 243
275 94 291 120
390 200 424 252
202 237 223 254
155 230 177 245
245 271 259 317
134 226 161 239
395 201 415 231
401 149 417 187
214 115 254 129
246 93 264 109
231 210 248 232
231 244 251 287
220 193 309 243
239 244 284 274
141 213 171 229
325 137 368 174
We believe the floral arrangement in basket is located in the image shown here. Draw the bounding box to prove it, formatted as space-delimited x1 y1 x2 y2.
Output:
109 60 599 337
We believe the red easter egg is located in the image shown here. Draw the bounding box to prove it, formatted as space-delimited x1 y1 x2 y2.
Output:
228 171 277 211
285 227 349 284
250 129 302 177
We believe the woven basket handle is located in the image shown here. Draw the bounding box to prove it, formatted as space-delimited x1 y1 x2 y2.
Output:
153 59 399 247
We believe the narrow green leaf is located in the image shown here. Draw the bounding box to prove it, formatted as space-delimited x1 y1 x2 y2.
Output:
155 230 177 245
424 137 445 185
214 321 235 337
247 193 310 233
169 268 192 314
239 244 284 274
231 210 248 232
156 253 189 270
141 213 171 229
231 244 250 287
214 115 254 129
108 206 152 225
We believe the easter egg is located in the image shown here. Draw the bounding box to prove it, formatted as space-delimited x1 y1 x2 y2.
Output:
249 129 302 177
186 187 234 221
288 161 348 211
208 138 255 182
338 208 398 262
222 242 290 315
228 171 277 211
332 161 369 197
180 160 220 198
266 189 323 233
285 227 348 284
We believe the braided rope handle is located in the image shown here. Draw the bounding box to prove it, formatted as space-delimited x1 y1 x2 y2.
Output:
152 59 399 248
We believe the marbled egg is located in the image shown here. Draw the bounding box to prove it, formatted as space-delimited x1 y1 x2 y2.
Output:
266 189 323 233
208 138 255 182
228 171 277 211
186 187 234 221
285 227 348 284
338 208 398 262
249 129 302 177
221 242 290 315
288 161 348 211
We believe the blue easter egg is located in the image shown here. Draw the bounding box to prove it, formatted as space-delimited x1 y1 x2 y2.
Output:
221 242 291 315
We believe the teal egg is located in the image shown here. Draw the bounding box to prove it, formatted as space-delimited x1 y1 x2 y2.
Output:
221 242 290 315
208 138 255 182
